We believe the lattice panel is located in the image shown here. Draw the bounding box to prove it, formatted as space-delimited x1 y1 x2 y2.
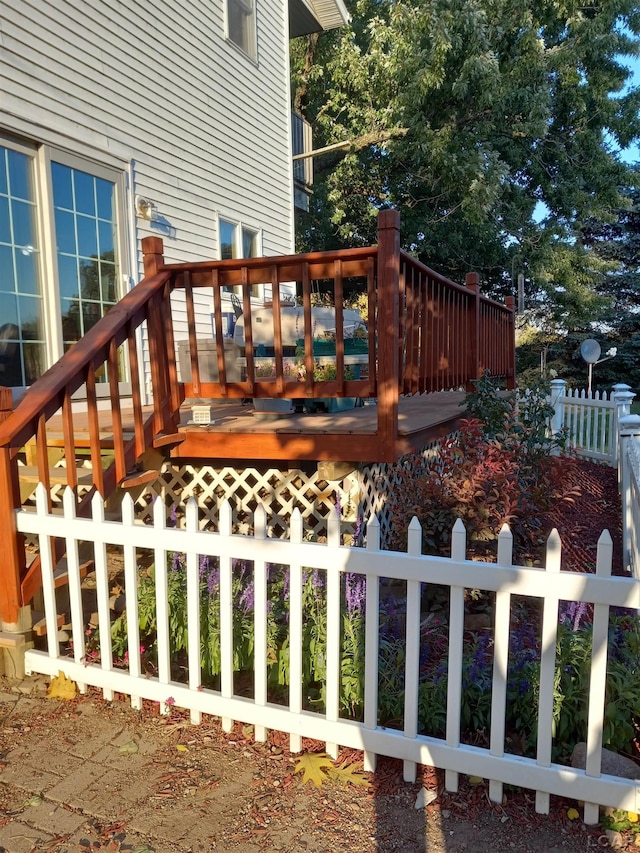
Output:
132 434 453 546
135 464 362 541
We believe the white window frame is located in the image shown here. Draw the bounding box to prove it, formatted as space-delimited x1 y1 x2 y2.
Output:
38 146 130 367
218 213 263 298
0 132 130 387
225 0 257 60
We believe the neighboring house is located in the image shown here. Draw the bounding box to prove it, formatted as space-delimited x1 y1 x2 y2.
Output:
0 0 347 398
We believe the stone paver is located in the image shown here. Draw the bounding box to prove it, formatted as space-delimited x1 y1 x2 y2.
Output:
0 819 55 853
45 760 105 811
19 801 87 835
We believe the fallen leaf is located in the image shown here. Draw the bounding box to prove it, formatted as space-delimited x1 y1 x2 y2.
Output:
118 740 139 755
328 762 370 788
567 807 580 820
293 752 335 787
176 744 189 753
629 812 639 823
468 776 483 785
47 672 77 700
26 794 42 807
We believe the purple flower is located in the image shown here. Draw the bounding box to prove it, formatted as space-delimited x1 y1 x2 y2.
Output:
239 581 255 614
335 492 342 518
207 567 220 595
283 567 290 599
171 551 183 572
353 515 363 547
199 555 210 579
169 505 178 527
345 573 366 614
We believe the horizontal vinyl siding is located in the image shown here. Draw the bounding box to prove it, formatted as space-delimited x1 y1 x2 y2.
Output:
1 0 295 389
0 0 294 268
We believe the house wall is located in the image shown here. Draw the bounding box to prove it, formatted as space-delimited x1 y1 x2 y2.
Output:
0 0 295 388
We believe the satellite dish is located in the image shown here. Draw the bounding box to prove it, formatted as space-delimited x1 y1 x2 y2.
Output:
580 339 601 364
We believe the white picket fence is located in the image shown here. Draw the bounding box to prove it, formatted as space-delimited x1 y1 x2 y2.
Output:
620 414 640 576
547 380 635 465
18 484 640 822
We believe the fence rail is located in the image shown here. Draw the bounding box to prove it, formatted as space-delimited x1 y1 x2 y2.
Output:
547 380 636 466
19 484 640 822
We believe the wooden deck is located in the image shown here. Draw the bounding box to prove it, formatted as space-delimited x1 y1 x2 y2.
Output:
40 391 466 464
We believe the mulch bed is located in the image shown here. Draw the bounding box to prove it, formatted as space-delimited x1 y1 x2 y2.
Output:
540 458 624 575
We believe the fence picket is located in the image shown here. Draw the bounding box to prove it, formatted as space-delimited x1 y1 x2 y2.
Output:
445 518 466 793
219 500 234 732
288 509 303 754
122 492 142 710
93 492 114 702
535 528 562 815
325 510 341 759
34 483 59 661
584 530 614 824
153 496 170 713
363 513 381 773
489 525 513 803
403 516 422 783
186 498 202 724
254 504 268 743
62 488 86 693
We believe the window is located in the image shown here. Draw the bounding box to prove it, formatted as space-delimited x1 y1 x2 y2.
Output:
226 0 256 59
0 143 46 386
0 136 127 388
52 161 119 352
219 217 261 297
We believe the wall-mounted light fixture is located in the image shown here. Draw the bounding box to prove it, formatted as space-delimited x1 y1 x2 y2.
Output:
135 195 158 221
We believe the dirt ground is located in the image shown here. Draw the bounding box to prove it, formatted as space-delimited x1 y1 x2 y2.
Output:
0 678 633 853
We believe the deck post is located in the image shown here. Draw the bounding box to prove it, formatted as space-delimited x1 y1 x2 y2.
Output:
465 272 481 390
0 442 26 631
505 295 516 390
142 236 165 278
376 210 400 461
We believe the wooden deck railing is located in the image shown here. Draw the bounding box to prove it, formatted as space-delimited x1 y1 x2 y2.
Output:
0 209 514 627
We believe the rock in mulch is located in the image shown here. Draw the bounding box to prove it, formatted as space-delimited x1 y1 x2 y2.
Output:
571 742 640 779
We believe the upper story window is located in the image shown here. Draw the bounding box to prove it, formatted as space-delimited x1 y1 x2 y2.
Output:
227 0 256 59
219 216 261 297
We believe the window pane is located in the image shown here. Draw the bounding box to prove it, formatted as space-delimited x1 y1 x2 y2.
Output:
18 295 44 340
0 148 7 196
51 162 73 210
22 342 45 384
242 227 258 257
15 246 39 295
0 196 10 243
98 219 115 257
100 262 116 302
95 178 114 220
7 150 32 201
61 298 81 342
82 300 102 334
11 199 36 248
0 325 22 386
58 254 79 299
220 219 236 259
79 258 100 300
228 0 255 55
0 245 15 291
76 215 98 258
0 292 18 326
73 170 95 216
55 208 76 254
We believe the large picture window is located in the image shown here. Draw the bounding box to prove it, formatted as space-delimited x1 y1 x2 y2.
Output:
0 136 127 388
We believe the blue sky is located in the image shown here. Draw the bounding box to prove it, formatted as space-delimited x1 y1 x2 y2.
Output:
619 53 639 164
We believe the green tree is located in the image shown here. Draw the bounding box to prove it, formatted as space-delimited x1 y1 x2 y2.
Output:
292 0 640 299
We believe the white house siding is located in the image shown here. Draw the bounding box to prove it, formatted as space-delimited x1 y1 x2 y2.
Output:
0 0 295 388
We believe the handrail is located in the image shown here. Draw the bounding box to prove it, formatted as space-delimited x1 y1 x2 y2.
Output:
0 271 172 450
